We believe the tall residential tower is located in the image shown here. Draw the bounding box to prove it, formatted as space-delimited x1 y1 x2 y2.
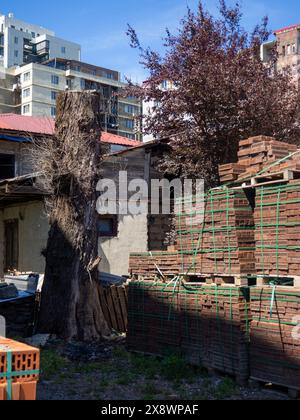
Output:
0 12 142 141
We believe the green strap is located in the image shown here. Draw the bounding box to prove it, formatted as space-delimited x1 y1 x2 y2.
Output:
210 193 218 273
275 189 282 277
226 188 232 275
6 349 12 401
260 187 265 275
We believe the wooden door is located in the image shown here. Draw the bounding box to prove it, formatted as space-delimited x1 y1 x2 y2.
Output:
4 219 19 272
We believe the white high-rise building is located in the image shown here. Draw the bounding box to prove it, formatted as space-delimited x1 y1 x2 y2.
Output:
0 12 81 68
0 12 142 141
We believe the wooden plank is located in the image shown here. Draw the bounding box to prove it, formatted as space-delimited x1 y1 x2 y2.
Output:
98 286 112 329
117 286 128 331
105 287 118 331
111 285 125 332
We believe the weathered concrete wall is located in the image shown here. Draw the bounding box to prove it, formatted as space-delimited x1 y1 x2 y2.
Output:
0 200 49 275
99 213 148 276
98 147 149 276
0 140 33 176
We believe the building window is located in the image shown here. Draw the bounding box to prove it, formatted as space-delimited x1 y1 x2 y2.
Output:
51 75 59 85
23 71 31 82
80 79 86 90
292 43 297 54
123 104 137 114
161 80 168 89
14 36 18 44
31 32 36 38
119 132 136 140
61 46 66 54
125 119 134 129
23 104 30 114
97 215 118 237
23 88 30 98
51 91 58 101
287 44 291 55
51 107 56 117
0 154 15 180
14 50 18 58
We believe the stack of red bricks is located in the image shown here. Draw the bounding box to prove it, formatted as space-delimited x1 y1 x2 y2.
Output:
218 136 298 183
254 180 300 277
250 287 300 390
174 189 255 276
0 337 39 401
129 251 180 280
128 281 251 384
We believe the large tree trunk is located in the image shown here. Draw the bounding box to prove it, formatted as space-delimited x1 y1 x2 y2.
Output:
37 91 110 341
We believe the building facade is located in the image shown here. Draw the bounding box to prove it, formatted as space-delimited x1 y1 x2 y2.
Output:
14 59 142 140
0 12 142 141
261 24 300 85
0 115 170 277
0 12 80 68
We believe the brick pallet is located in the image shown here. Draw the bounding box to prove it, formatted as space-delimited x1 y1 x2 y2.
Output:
0 337 39 400
129 252 180 280
218 136 297 184
128 281 251 383
249 287 300 391
254 181 300 276
175 189 255 276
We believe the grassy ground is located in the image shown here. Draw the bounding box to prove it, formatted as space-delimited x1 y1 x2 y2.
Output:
36 340 290 401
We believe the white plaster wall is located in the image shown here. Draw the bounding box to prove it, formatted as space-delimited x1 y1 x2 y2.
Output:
99 213 148 277
0 201 49 275
37 34 81 62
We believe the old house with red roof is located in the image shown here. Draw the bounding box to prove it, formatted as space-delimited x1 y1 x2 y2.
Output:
0 114 171 278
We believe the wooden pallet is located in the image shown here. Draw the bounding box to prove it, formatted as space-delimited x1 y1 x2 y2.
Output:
98 283 128 333
255 275 300 288
249 377 300 399
251 169 300 186
182 274 255 287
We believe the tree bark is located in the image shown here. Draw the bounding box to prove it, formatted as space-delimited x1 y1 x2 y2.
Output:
37 91 110 341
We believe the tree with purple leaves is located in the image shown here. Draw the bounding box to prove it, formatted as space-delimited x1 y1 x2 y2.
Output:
127 1 300 188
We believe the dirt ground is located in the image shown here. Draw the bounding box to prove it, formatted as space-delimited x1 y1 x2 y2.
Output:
33 337 293 401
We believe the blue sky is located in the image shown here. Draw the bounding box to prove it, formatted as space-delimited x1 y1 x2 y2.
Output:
2 1 300 81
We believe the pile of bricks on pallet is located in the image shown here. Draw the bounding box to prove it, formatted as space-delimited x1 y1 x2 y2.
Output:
128 134 300 392
218 136 298 183
249 287 300 391
175 189 255 276
0 337 39 400
129 251 180 280
254 181 300 277
129 189 255 279
127 281 251 384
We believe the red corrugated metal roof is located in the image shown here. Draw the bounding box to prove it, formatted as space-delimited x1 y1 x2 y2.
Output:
0 113 55 135
100 131 141 146
274 24 300 34
0 114 141 146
